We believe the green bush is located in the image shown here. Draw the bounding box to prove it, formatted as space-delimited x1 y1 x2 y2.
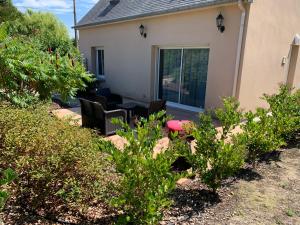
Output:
104 112 182 224
0 168 17 210
7 10 72 54
0 0 22 23
215 97 243 139
0 10 93 107
235 108 285 168
234 85 299 168
0 37 92 107
0 104 115 212
263 84 300 141
189 98 245 193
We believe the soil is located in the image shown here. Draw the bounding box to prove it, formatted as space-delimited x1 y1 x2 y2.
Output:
1 146 299 225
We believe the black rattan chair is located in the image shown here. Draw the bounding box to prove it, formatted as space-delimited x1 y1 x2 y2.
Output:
79 98 127 136
78 88 122 110
134 100 166 119
96 88 123 110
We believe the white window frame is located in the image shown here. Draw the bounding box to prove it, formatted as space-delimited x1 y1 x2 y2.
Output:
96 47 105 80
155 46 210 112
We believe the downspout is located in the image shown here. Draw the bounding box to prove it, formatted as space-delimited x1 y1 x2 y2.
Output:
232 0 247 97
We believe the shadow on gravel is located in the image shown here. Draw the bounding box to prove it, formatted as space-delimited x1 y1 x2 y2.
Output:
258 150 282 165
170 189 221 218
3 199 117 225
285 134 300 149
235 168 263 182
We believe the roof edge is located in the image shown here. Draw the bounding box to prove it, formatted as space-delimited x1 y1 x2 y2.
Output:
75 0 239 30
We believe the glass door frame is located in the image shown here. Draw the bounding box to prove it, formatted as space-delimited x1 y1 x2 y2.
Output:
155 46 209 112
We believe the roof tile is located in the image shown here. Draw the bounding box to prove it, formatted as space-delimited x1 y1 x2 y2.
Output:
76 0 238 28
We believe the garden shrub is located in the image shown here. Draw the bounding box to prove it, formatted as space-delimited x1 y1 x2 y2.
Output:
6 10 72 54
234 85 299 167
0 37 92 107
189 98 245 192
235 108 285 168
0 168 17 210
0 103 116 212
104 112 182 224
215 97 243 139
263 84 300 141
0 0 22 23
0 10 93 107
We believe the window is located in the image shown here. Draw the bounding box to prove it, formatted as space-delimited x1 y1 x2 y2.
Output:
158 48 210 109
96 48 105 79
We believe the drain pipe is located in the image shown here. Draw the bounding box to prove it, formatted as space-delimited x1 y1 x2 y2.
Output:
232 0 248 97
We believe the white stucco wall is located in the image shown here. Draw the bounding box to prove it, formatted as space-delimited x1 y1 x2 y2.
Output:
237 0 300 110
78 4 242 109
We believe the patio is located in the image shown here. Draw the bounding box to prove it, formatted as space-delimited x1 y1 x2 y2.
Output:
52 104 200 151
52 105 200 127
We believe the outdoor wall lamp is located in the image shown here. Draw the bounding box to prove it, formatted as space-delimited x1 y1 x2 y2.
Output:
139 24 147 38
216 13 225 33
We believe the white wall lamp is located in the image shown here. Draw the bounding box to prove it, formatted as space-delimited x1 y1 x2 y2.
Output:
139 24 147 38
293 34 300 46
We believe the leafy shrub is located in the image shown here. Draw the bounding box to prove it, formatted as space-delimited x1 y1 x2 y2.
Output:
234 85 299 168
235 108 285 168
215 97 243 139
0 23 8 41
0 103 115 212
0 168 17 210
0 9 93 107
0 37 92 107
7 10 72 54
0 0 22 23
263 84 300 141
189 98 245 193
104 112 182 224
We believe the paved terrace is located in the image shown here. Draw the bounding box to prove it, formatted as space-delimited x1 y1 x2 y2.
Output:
52 106 200 151
52 105 236 143
52 106 200 127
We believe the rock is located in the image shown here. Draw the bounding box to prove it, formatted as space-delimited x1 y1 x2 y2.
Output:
177 178 193 186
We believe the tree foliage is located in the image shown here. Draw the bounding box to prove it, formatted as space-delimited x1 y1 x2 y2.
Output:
0 0 22 23
0 37 91 107
6 10 73 54
0 9 93 107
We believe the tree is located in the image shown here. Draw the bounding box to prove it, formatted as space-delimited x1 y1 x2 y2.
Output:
0 37 92 107
7 10 73 54
0 10 93 107
0 0 22 22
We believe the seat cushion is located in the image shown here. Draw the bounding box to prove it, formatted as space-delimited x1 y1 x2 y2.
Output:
167 120 191 132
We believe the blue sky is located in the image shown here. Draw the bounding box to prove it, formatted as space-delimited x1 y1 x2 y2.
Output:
12 0 98 37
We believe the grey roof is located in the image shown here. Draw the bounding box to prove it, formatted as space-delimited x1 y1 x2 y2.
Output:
76 0 238 29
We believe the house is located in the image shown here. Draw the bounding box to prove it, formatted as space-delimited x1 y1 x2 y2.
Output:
75 0 300 111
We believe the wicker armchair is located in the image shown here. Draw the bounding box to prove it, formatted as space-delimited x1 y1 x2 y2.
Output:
78 88 122 110
79 98 127 136
96 88 123 110
134 100 167 119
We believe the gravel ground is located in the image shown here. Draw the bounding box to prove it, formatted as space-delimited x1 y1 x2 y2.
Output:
1 146 299 225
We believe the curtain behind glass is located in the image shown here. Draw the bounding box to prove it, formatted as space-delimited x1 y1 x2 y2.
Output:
180 49 209 108
158 49 182 103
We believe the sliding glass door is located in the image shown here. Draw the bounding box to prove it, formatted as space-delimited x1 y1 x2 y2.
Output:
158 48 209 109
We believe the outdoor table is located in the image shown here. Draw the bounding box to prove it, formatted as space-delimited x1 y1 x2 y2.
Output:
117 102 137 123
